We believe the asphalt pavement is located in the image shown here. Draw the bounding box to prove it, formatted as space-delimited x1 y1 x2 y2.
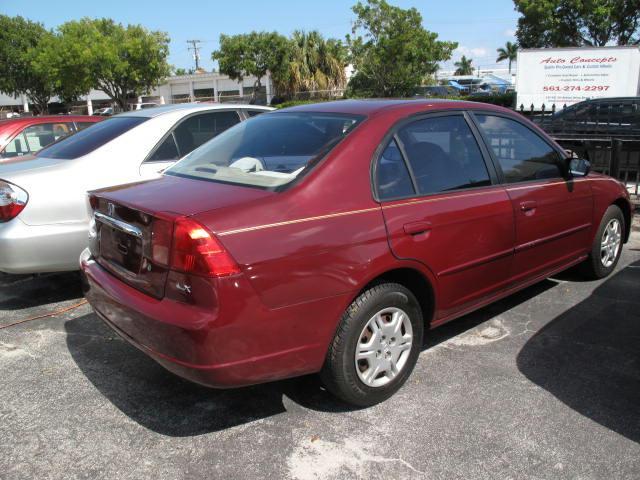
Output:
0 229 639 479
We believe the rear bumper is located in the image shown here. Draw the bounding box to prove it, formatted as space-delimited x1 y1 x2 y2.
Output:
80 249 349 388
0 219 87 274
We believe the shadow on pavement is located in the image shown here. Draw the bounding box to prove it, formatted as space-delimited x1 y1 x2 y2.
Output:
0 272 83 310
65 278 564 436
64 313 356 436
517 260 640 443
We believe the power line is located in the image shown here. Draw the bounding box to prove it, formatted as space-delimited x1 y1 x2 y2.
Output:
186 39 202 71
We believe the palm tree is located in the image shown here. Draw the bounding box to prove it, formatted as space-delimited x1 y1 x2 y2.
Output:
276 30 347 99
454 56 474 76
496 41 518 74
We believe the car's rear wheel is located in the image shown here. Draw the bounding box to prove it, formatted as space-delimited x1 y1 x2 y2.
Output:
320 282 424 407
580 205 624 279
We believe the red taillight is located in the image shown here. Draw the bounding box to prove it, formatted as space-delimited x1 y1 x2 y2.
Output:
0 180 28 222
157 216 240 277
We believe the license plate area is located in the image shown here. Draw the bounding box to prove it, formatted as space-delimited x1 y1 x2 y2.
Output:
99 225 143 274
91 204 170 299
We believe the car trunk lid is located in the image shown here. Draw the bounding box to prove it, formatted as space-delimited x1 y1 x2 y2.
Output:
89 174 274 298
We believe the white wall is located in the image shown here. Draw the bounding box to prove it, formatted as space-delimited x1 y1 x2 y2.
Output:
0 72 273 111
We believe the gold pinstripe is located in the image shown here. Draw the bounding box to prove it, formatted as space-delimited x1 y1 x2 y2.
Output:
216 177 610 237
217 189 501 237
505 179 587 192
216 207 381 236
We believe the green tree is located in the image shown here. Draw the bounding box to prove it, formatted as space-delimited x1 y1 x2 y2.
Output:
31 24 95 106
496 41 518 74
347 0 457 97
514 0 640 48
213 31 290 100
278 30 348 97
0 15 55 113
52 18 171 110
454 55 474 75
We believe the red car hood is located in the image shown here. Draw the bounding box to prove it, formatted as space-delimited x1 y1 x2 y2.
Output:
92 173 276 217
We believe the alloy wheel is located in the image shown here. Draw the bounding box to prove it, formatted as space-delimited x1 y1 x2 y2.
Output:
355 307 413 388
600 218 622 268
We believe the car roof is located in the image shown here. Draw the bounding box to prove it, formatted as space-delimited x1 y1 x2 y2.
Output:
118 103 273 118
0 115 101 127
0 115 102 136
279 99 508 116
573 97 639 104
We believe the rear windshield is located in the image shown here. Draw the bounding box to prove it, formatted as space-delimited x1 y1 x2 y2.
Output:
165 112 364 188
37 116 147 159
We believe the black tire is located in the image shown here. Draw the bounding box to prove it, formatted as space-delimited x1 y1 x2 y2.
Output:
580 205 625 279
320 282 424 407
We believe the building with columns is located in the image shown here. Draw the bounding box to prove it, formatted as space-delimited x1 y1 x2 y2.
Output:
0 71 272 115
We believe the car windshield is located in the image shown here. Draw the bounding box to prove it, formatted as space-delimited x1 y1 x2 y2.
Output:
37 116 148 160
165 112 364 188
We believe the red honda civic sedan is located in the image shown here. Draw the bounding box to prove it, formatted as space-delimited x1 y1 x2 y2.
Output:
81 100 632 406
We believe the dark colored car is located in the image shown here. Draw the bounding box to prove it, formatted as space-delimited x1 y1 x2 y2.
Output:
548 97 640 136
81 100 632 406
0 115 103 161
414 86 457 98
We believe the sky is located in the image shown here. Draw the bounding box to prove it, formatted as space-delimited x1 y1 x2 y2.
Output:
4 0 520 72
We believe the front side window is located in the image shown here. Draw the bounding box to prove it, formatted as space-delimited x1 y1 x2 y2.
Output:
37 117 148 160
166 112 363 188
23 123 73 153
394 115 491 195
475 114 562 183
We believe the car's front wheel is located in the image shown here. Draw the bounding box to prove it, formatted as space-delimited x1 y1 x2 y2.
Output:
580 205 625 279
320 283 424 407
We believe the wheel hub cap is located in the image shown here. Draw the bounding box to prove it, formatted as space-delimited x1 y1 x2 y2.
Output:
355 307 413 388
600 218 622 268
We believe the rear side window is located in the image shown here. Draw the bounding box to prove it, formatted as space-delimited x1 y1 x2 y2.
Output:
37 117 147 160
475 114 561 183
376 139 415 200
1 132 29 158
246 110 266 117
172 111 240 157
23 123 73 153
145 111 242 163
147 134 180 162
394 115 491 195
75 122 97 131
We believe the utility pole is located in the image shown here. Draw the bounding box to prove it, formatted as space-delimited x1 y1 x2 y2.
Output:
187 39 202 71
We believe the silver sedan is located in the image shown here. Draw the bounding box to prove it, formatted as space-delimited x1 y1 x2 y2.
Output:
0 103 272 274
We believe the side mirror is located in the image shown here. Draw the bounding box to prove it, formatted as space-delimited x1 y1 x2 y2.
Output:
569 158 591 177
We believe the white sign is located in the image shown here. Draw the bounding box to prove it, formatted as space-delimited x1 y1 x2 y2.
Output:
516 46 640 110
